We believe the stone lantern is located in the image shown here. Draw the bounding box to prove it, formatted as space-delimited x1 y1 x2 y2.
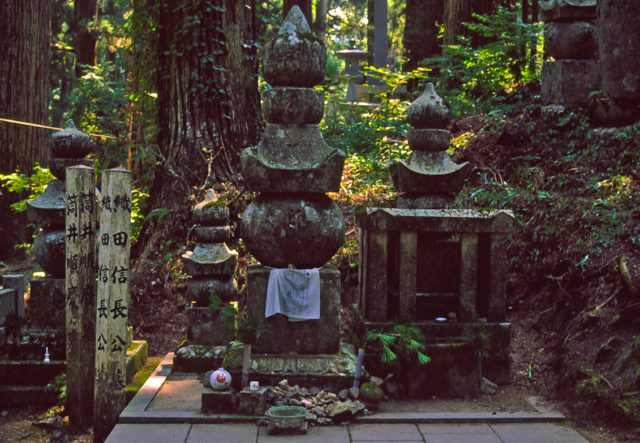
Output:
27 120 93 331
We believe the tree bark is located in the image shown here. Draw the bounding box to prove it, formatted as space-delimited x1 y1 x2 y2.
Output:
313 0 329 41
443 0 497 46
0 0 50 255
403 0 443 71
75 0 98 76
148 0 263 210
283 0 312 24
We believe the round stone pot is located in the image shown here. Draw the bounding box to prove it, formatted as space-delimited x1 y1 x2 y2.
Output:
33 228 66 277
241 194 345 268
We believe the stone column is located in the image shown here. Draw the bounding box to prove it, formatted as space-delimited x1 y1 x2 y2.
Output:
182 190 237 346
65 165 97 429
26 121 93 336
540 0 600 106
595 1 640 125
94 168 131 443
241 6 346 354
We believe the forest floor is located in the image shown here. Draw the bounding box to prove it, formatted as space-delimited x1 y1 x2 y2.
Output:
2 101 640 441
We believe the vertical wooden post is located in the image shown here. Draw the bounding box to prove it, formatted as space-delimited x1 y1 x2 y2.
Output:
65 165 96 429
488 234 508 322
94 168 131 443
357 227 367 315
366 230 388 321
398 231 417 323
459 233 479 322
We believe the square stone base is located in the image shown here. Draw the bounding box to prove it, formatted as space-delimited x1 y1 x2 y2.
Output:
201 387 234 413
542 59 601 105
245 265 341 354
28 278 66 330
187 307 229 346
236 386 269 415
364 321 511 398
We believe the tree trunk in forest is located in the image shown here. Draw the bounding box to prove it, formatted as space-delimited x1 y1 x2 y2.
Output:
75 0 98 77
313 0 329 41
403 0 443 71
443 0 497 46
284 0 312 24
0 0 50 256
148 0 263 211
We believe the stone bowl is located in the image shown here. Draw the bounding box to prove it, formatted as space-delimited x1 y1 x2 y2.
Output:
267 406 307 430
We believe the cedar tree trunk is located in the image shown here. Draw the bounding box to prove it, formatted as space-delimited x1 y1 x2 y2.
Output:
0 0 50 255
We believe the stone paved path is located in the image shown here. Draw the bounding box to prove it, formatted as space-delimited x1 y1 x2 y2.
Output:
106 422 590 442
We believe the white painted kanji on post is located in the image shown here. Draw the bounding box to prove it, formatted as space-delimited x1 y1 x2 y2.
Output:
65 165 97 430
94 168 131 443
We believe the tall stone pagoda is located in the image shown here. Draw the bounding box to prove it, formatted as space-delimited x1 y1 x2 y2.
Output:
238 7 354 383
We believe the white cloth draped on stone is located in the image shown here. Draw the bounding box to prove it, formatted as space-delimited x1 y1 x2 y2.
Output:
265 268 320 321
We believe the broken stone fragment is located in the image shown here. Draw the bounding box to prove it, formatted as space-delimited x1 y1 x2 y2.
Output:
326 400 366 421
407 83 452 129
262 6 326 87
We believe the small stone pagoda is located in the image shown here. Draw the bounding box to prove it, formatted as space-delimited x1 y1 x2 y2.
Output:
390 83 470 209
357 85 516 398
182 190 237 346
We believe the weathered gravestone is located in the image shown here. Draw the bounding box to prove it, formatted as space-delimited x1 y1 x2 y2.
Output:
94 168 131 443
65 165 97 429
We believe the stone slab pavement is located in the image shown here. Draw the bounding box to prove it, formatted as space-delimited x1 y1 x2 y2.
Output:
106 422 590 442
106 353 592 442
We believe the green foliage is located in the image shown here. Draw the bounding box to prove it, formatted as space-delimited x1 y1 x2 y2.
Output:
209 295 268 346
67 62 128 138
0 164 54 213
366 325 431 366
423 7 543 115
463 323 492 357
47 373 67 406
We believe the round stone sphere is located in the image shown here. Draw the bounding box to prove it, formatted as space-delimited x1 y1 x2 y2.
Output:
50 120 93 158
33 228 66 278
241 194 345 268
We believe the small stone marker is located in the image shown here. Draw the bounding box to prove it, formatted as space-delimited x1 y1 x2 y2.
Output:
94 168 132 443
65 165 97 429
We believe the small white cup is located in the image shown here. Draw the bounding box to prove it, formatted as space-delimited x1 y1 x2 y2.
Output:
249 381 259 390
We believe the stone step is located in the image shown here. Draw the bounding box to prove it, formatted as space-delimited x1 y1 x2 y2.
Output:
0 385 59 407
0 360 65 386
